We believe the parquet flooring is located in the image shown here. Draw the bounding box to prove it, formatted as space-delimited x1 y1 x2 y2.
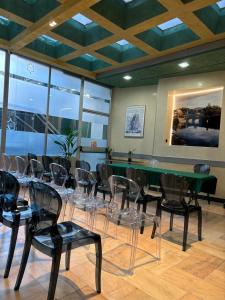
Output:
0 200 224 300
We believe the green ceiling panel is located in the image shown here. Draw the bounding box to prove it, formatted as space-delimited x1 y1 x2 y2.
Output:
53 19 112 46
96 47 225 88
97 42 147 63
194 4 225 34
26 37 75 59
136 24 199 51
0 17 25 40
68 54 111 71
0 0 60 22
91 0 167 29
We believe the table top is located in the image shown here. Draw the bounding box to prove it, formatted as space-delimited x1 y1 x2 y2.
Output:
109 163 216 180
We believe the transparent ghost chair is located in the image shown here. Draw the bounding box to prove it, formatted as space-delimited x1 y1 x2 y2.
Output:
105 175 161 274
1 153 12 171
49 163 74 220
15 156 30 198
30 159 44 181
71 168 107 231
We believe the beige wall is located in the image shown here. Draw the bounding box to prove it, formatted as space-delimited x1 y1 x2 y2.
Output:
110 70 225 198
110 85 157 155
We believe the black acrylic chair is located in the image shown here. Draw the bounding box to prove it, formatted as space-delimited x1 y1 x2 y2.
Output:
151 173 202 251
193 163 211 204
126 168 159 234
75 159 91 171
14 181 102 300
94 163 112 201
0 171 31 278
42 155 54 181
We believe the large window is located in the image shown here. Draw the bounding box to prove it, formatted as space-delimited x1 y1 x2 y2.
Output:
6 55 49 155
47 68 81 155
81 81 111 170
0 50 5 150
0 51 111 169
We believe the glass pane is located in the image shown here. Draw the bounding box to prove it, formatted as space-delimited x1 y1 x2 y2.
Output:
80 152 106 171
84 80 111 100
47 68 80 156
5 54 49 155
81 112 108 148
83 96 110 114
0 50 5 150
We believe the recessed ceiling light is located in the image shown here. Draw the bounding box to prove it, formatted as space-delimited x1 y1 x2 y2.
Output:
217 0 225 9
123 0 134 3
49 20 57 27
157 18 183 31
72 13 93 26
116 39 129 46
178 61 189 68
123 75 132 80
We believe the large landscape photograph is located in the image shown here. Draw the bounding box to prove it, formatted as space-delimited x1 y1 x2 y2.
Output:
171 88 223 147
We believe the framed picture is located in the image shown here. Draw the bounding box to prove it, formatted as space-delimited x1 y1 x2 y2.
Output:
124 105 145 137
171 87 223 147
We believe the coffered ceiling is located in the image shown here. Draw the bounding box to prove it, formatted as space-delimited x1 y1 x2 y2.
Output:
0 0 225 87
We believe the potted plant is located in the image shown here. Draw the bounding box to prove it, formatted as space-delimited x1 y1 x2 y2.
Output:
128 148 135 163
54 129 80 159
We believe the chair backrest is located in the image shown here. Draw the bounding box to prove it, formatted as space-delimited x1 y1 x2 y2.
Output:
0 171 20 198
149 159 159 168
15 156 27 176
1 153 11 171
28 153 37 161
74 168 96 196
30 159 44 180
193 164 210 175
29 181 62 233
75 160 90 171
96 163 112 186
109 175 140 206
42 155 53 172
160 174 190 208
50 163 68 187
126 168 147 192
56 157 71 174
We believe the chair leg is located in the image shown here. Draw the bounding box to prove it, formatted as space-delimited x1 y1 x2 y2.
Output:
117 195 126 225
183 214 189 251
103 192 106 200
151 208 161 239
207 193 210 205
14 230 32 290
198 209 202 241
47 252 61 300
65 245 71 271
169 213 174 231
4 226 19 278
140 202 147 234
95 237 102 293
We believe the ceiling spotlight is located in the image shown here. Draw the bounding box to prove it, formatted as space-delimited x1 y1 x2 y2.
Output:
178 61 189 68
123 75 132 80
49 20 57 27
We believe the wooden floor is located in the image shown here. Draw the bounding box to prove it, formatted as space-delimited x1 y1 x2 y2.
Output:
0 199 224 300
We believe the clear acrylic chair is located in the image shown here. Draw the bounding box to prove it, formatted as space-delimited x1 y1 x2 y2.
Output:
30 159 44 181
106 175 161 274
15 156 30 197
49 163 74 220
1 153 12 171
149 159 159 168
71 168 98 230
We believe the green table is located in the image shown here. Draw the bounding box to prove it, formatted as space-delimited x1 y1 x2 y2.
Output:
109 163 217 194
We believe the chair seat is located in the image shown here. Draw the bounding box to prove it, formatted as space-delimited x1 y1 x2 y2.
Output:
2 207 32 226
97 185 111 194
32 221 100 256
161 203 201 215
